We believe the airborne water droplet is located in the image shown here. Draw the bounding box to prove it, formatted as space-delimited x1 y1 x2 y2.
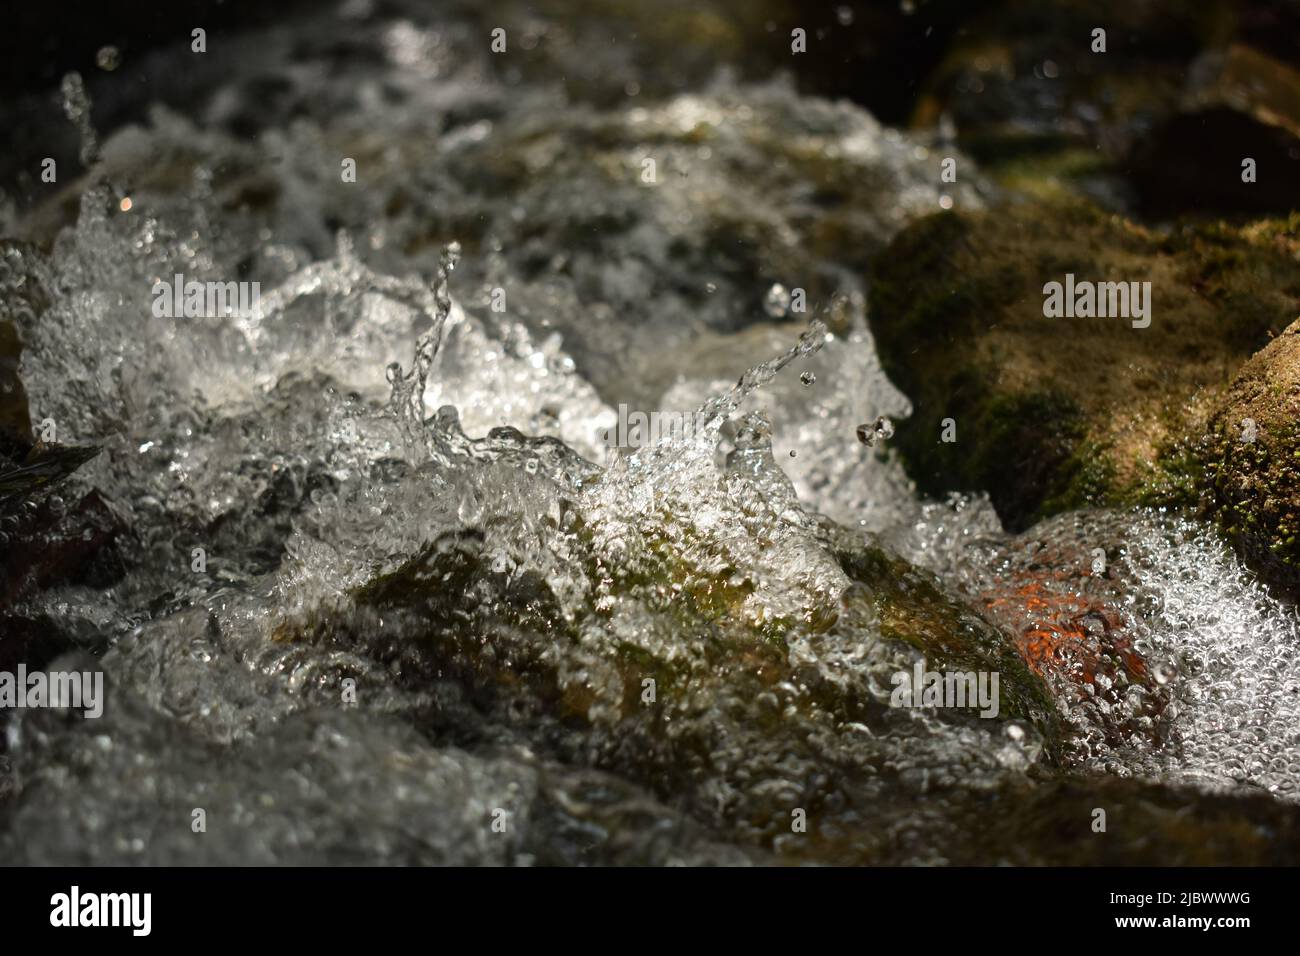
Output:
856 416 894 447
763 283 791 318
799 371 815 386
96 46 121 72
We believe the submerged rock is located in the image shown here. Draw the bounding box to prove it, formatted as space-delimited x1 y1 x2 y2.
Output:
262 411 1065 862
869 202 1300 531
0 441 101 510
892 500 1300 799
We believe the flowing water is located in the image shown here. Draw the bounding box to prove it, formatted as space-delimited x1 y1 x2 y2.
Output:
2 1 1298 865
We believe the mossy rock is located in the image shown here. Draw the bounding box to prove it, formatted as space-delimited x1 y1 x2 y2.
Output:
868 202 1300 531
1202 319 1300 598
284 515 1063 743
273 509 1073 858
822 522 1063 755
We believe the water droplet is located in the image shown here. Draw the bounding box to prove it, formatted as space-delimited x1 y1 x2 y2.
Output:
799 371 816 386
856 416 894 447
763 283 791 318
442 241 461 272
96 46 121 72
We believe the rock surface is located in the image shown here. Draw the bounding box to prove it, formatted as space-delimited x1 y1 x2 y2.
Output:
1203 318 1300 598
869 202 1300 531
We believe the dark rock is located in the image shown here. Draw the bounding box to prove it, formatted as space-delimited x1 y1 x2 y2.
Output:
1132 44 1300 217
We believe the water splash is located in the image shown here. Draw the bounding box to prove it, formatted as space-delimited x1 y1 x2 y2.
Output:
60 72 100 167
4 0 1295 866
385 240 460 446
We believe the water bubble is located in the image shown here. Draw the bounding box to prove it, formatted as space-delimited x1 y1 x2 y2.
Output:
836 6 854 26
799 371 816 386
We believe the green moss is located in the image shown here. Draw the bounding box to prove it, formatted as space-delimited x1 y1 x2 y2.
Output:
1037 438 1118 519
868 201 1300 530
1201 391 1300 595
834 540 1065 762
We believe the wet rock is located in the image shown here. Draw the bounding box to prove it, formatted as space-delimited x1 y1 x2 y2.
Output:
781 767 1300 865
267 460 1067 862
969 516 1169 754
0 484 124 695
886 501 1171 757
891 501 1300 798
823 521 1063 752
0 241 44 441
940 774 1300 866
1203 317 1300 598
0 322 30 442
0 485 124 601
0 441 100 509
869 202 1300 531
